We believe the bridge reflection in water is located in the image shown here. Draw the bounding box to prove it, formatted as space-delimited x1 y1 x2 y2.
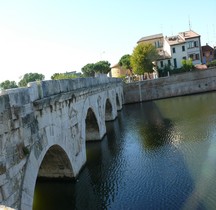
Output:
34 92 216 210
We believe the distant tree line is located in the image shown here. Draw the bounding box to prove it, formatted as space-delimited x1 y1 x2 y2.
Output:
0 73 45 90
0 60 111 90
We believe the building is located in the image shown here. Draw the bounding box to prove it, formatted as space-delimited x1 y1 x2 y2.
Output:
110 63 131 78
137 30 202 70
137 33 164 50
202 44 215 64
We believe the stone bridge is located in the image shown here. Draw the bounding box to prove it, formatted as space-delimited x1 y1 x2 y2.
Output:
0 76 123 210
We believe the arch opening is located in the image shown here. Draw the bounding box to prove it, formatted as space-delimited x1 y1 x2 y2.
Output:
33 145 74 210
105 99 113 121
37 145 74 179
85 108 100 141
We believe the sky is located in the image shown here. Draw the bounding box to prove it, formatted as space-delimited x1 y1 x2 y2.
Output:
0 0 216 83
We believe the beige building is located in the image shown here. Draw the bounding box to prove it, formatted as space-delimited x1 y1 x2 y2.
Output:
110 63 131 78
137 33 164 50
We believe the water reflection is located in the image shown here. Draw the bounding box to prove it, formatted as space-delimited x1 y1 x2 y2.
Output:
138 101 174 149
34 92 216 210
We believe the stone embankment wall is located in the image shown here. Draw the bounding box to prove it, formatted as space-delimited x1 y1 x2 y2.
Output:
0 76 122 209
124 68 216 104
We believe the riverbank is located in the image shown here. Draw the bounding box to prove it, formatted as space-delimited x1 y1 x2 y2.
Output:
123 68 216 104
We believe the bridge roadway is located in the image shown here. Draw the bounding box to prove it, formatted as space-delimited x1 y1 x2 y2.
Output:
0 76 123 210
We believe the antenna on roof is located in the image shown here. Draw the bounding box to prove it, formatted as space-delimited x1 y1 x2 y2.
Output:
188 16 192 30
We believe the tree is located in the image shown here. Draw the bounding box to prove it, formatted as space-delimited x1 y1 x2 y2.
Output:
119 54 133 82
181 58 193 72
81 61 111 77
0 80 18 90
119 54 132 71
81 63 95 77
18 73 45 87
93 61 111 74
130 43 158 76
51 73 79 80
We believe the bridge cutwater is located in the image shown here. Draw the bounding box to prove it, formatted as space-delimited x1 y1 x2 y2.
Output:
0 75 123 210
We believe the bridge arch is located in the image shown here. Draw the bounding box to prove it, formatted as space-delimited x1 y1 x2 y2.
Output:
85 107 100 141
37 144 74 179
104 89 120 122
20 143 75 210
105 98 114 121
81 95 106 141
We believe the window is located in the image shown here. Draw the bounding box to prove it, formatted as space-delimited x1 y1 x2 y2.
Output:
182 56 186 60
187 41 198 49
194 41 198 47
154 41 161 48
189 54 200 61
210 51 213 55
168 60 171 66
160 61 163 68
189 54 194 60
174 58 177 68
182 46 185 51
188 42 192 48
172 48 176 53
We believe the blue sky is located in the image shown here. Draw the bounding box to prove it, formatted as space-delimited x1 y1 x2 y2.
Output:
0 0 216 83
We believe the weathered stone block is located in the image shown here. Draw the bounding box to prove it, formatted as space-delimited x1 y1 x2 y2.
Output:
8 120 20 131
7 88 30 107
4 191 19 209
40 80 61 98
1 181 12 200
0 188 3 202
0 174 7 186
27 82 40 101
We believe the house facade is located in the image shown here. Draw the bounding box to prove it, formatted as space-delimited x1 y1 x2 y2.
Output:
138 30 202 70
202 44 215 64
112 30 203 80
137 33 164 50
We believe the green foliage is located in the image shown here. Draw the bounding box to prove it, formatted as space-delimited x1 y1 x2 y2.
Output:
81 63 95 77
158 59 196 77
181 58 193 71
93 61 111 74
158 64 172 77
0 80 18 90
119 54 132 70
117 75 127 82
130 43 158 75
51 73 79 80
81 60 111 77
207 60 216 67
18 73 45 87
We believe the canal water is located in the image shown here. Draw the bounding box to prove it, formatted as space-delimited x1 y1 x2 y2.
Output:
33 92 216 210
